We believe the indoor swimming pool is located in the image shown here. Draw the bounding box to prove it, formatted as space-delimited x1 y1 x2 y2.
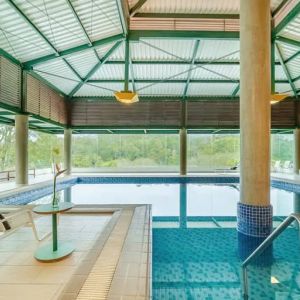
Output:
2 177 300 299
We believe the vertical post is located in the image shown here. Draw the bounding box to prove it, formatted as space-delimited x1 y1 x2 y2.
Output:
15 114 29 185
52 214 58 251
64 129 72 175
294 128 300 174
124 38 129 91
180 100 187 175
238 0 272 239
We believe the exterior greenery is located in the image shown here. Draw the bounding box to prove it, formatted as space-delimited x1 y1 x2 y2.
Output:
0 124 295 173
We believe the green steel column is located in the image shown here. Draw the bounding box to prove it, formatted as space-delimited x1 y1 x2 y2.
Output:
124 38 130 91
64 129 72 175
15 114 29 185
271 40 275 94
180 101 187 175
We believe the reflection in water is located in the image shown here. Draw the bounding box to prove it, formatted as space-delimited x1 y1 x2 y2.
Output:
180 184 187 228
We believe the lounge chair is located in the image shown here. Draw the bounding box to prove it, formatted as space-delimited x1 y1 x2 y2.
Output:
0 206 50 241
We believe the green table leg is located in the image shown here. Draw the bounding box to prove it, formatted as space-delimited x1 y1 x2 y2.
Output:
52 213 58 251
34 213 74 262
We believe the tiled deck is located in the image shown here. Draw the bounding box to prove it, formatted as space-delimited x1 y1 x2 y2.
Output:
0 204 152 300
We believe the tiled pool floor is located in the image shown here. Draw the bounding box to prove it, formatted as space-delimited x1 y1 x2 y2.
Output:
153 226 300 300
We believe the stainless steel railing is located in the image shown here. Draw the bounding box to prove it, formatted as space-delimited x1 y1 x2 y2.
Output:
242 213 300 299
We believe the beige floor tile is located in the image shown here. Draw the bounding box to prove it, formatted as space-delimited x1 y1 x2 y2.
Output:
0 284 60 300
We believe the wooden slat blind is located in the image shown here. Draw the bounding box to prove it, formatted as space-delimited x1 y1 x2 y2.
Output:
0 56 21 109
25 74 68 125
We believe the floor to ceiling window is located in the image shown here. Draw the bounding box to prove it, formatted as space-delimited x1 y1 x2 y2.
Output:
187 134 240 172
72 134 179 173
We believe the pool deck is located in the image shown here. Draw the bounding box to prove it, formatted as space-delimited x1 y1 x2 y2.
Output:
0 204 152 300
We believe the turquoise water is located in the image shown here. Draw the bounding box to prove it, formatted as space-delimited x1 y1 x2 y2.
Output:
31 183 300 299
153 227 300 299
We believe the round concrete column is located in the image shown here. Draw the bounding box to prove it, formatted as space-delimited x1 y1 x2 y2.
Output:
64 129 72 175
238 0 272 238
15 114 29 185
294 128 300 174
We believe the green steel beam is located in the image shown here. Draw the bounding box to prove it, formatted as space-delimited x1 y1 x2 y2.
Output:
5 0 58 55
71 96 240 102
285 50 300 64
23 34 125 68
271 40 275 93
0 103 21 114
273 2 300 35
133 13 240 19
0 111 15 116
128 30 239 40
232 84 240 97
129 55 136 92
69 41 122 97
183 40 200 98
275 42 298 97
272 0 290 16
293 74 300 82
124 38 129 91
105 60 281 66
276 36 300 48
0 48 21 66
130 0 148 17
88 79 289 84
116 0 129 35
65 0 92 46
6 0 84 82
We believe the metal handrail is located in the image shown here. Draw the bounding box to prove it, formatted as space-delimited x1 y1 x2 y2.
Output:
242 213 300 299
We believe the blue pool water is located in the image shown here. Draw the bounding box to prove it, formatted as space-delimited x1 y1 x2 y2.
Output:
6 178 300 299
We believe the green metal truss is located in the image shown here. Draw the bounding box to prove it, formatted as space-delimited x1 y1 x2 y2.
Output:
6 0 84 84
183 40 200 98
130 0 148 17
275 42 298 97
273 1 300 36
133 13 239 19
128 30 239 40
68 41 123 97
87 79 289 84
23 34 125 68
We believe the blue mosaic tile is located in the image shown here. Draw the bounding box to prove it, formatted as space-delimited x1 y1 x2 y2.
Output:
237 202 273 237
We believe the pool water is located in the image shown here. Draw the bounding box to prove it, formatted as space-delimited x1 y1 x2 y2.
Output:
30 182 300 299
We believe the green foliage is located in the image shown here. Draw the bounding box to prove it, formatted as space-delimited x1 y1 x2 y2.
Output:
0 124 295 172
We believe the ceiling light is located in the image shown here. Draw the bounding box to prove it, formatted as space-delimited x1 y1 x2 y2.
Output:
114 91 139 104
270 93 289 105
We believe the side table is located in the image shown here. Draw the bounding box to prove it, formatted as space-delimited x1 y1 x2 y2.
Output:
33 202 74 262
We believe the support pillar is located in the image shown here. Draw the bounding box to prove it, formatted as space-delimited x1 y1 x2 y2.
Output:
64 129 72 175
15 114 28 185
238 0 272 239
294 128 300 174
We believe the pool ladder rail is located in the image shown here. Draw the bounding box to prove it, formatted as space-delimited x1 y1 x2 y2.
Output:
241 213 300 299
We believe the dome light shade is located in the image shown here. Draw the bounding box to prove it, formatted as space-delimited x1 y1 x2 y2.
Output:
270 93 289 104
114 91 139 104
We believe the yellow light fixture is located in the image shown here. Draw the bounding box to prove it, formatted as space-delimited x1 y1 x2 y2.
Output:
270 93 289 105
114 90 139 104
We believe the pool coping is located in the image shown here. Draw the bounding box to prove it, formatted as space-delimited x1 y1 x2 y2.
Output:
57 204 152 300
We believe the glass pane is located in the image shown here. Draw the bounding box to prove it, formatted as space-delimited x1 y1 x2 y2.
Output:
72 134 179 172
